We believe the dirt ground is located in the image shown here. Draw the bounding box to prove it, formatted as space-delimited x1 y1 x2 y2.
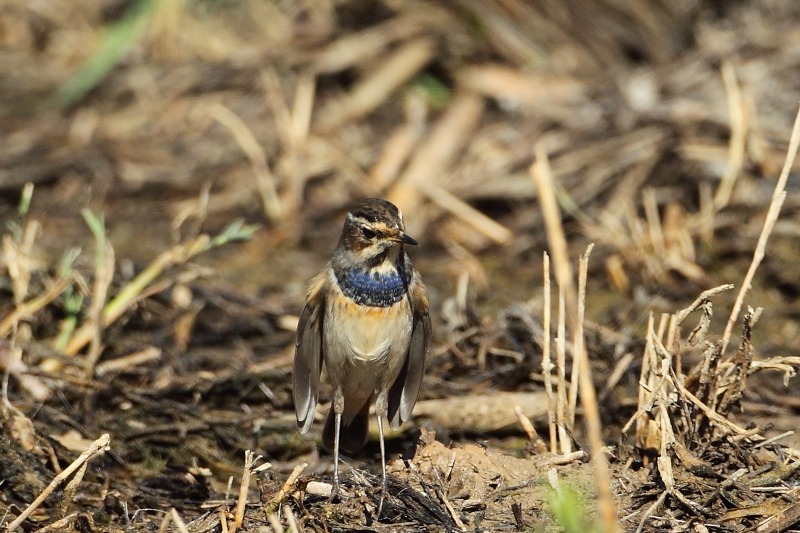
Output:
2 1 800 532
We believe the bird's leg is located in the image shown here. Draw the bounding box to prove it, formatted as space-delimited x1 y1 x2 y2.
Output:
333 387 345 496
375 392 388 518
376 412 387 517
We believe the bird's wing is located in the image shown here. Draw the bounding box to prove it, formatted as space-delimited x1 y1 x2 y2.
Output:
388 277 431 429
293 270 327 434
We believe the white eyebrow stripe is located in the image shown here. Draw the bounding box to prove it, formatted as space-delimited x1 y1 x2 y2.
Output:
347 211 401 230
348 214 373 229
348 212 374 224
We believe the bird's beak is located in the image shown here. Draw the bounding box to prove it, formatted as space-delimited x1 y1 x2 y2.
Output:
401 233 419 246
388 233 419 246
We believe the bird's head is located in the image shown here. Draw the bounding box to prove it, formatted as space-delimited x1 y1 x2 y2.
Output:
335 198 418 269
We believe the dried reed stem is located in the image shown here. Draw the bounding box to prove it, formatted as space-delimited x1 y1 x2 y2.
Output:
675 380 761 438
567 321 580 431
209 103 283 223
159 508 190 533
419 182 513 244
6 434 110 531
283 506 303 533
312 12 431 74
172 509 190 533
532 144 579 454
721 105 800 353
55 221 254 361
532 144 619 528
714 61 747 209
555 286 569 454
267 513 285 533
635 490 668 533
541 252 557 453
369 121 423 190
387 91 484 214
0 277 71 337
1 345 49 403
219 508 229 533
81 210 115 379
531 144 577 326
28 513 88 533
575 246 620 533
94 347 162 376
267 463 307 513
230 450 260 533
261 68 316 216
3 182 37 305
624 313 655 438
58 460 88 517
514 405 546 453
575 246 593 367
674 284 735 326
289 71 315 151
317 37 435 130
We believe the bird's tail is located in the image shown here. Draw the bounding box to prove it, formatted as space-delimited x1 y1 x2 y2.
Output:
322 401 370 456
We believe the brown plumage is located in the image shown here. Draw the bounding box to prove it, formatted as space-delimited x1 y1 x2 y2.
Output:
292 198 431 514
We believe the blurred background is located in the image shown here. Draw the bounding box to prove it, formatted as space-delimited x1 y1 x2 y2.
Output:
2 0 800 529
3 0 800 341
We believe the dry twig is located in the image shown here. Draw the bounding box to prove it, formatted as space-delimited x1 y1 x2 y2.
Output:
209 103 283 223
575 245 620 533
267 463 307 513
317 38 435 130
0 277 71 338
5 434 110 531
556 286 569 454
532 144 618 528
81 210 115 379
714 61 747 209
388 91 484 219
541 252 556 453
722 105 800 353
413 391 548 435
44 220 255 366
230 450 270 533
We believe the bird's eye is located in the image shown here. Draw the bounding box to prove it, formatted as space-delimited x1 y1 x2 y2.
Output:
360 227 376 239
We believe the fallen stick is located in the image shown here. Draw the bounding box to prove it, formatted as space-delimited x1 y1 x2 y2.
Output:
411 391 548 434
6 434 110 531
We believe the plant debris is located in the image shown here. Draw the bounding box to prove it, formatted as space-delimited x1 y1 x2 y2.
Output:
2 1 800 532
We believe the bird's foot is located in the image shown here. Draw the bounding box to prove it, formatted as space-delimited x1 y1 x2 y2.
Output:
376 484 386 518
330 477 354 501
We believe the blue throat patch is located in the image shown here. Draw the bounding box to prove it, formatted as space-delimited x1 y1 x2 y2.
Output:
337 267 409 307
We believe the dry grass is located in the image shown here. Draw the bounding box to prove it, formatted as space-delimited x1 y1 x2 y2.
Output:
2 0 800 531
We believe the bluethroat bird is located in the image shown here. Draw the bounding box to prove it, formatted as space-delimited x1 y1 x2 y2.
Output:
293 198 431 513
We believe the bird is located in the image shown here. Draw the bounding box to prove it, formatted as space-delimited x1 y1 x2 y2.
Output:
293 198 431 515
